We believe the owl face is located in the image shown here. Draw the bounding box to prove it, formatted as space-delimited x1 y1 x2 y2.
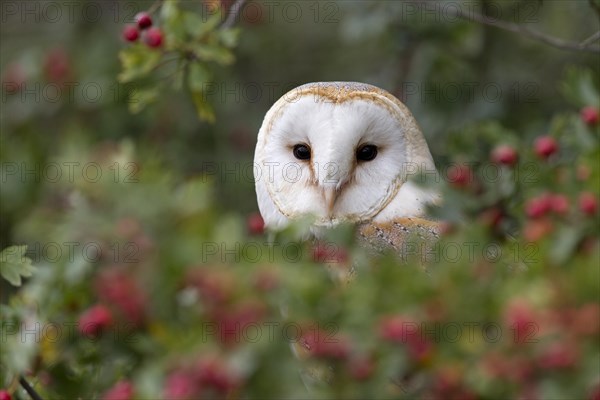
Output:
255 82 437 229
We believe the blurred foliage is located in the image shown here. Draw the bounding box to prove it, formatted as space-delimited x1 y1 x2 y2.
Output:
1 0 599 399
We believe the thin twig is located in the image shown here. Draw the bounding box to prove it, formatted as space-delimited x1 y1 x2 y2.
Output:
221 0 248 29
147 0 164 15
581 31 600 47
19 376 44 400
450 7 600 54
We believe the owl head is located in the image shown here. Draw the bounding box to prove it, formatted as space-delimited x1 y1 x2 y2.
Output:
254 82 439 230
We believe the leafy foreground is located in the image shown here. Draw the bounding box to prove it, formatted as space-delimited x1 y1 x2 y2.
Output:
1 77 599 400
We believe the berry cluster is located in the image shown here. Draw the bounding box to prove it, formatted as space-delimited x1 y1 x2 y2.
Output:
122 12 163 48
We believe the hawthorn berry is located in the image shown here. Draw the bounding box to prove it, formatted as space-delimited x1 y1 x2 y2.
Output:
94 269 147 326
579 192 598 215
538 342 578 369
43 48 70 83
102 380 134 400
163 370 199 400
446 164 473 188
195 356 238 393
0 390 11 400
504 300 537 345
525 194 552 219
312 242 348 263
78 304 113 336
143 27 163 48
550 194 569 215
246 212 264 235
348 355 375 380
122 25 139 42
523 218 553 242
135 12 153 29
379 315 431 361
533 136 558 159
581 106 599 126
491 144 518 166
299 328 351 360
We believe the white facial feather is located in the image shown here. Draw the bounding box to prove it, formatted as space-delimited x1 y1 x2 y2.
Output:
254 82 439 230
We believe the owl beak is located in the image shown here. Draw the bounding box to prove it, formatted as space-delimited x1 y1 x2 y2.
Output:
322 187 340 216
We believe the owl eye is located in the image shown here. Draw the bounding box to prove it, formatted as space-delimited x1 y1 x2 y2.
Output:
357 144 378 162
293 144 311 160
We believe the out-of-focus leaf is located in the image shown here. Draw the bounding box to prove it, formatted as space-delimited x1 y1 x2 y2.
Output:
560 68 600 107
184 11 222 39
191 90 216 123
129 87 160 113
550 226 582 265
0 245 35 286
118 47 162 83
188 62 212 91
219 28 240 48
191 44 235 65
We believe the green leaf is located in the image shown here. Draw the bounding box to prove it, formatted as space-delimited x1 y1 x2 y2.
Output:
191 90 216 123
188 62 212 91
184 10 222 39
560 68 600 107
118 46 162 83
219 28 240 48
129 87 160 113
549 227 582 266
191 43 235 65
0 245 35 286
162 1 187 46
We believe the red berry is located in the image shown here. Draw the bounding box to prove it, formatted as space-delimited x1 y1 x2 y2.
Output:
299 328 351 360
523 218 553 242
581 106 600 126
379 315 431 361
185 268 236 308
479 207 503 228
135 12 153 30
122 25 139 42
246 212 264 235
43 48 70 83
579 192 598 215
538 342 578 369
0 390 12 400
102 380 134 400
525 194 552 219
94 269 147 326
195 355 238 392
163 370 200 400
533 136 558 159
550 194 569 215
312 242 348 263
491 145 518 166
143 27 163 48
214 302 265 346
446 164 473 188
348 355 375 380
253 268 279 292
78 304 113 336
504 300 538 344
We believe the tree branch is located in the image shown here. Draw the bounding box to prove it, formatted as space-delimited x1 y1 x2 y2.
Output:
19 376 44 400
449 6 600 54
221 0 248 29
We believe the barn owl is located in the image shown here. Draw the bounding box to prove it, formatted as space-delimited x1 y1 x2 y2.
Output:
254 82 440 234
